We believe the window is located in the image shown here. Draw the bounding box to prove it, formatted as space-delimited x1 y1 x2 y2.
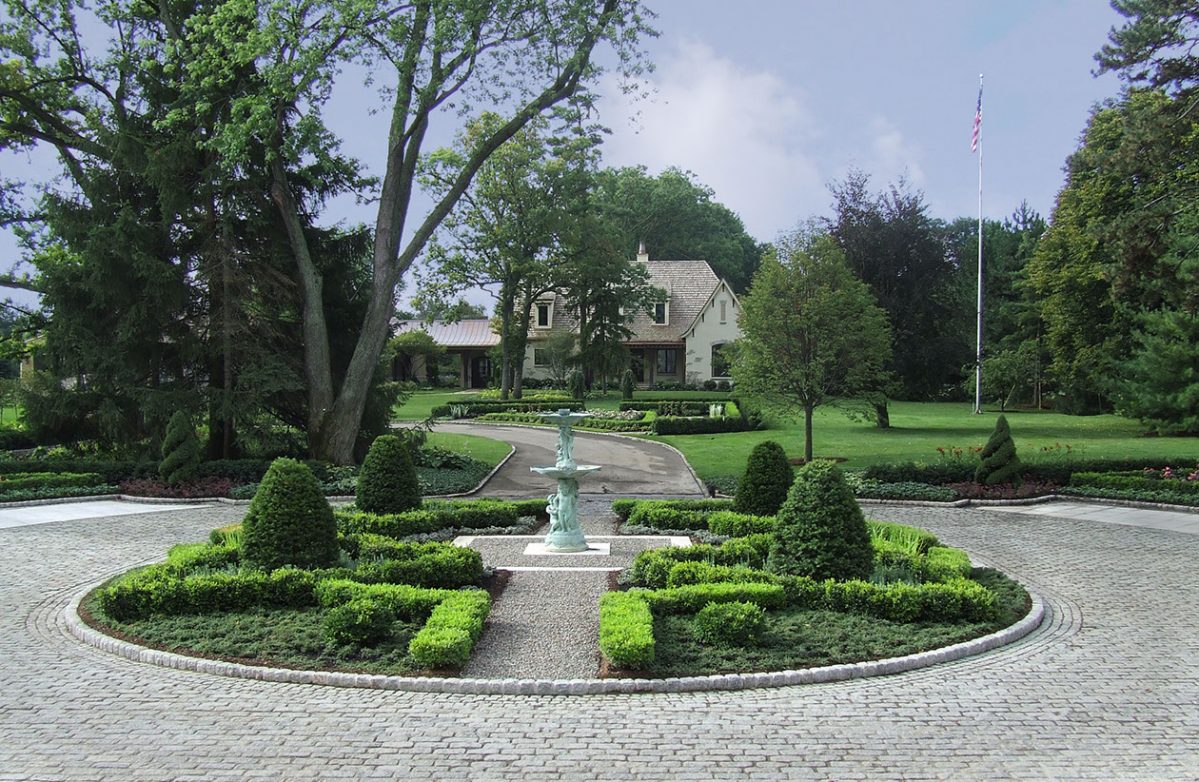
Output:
535 302 552 328
711 343 730 377
719 299 727 324
656 348 678 375
533 349 550 367
652 301 668 324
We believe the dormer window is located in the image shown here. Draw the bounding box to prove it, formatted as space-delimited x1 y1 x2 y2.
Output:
652 300 668 325
535 301 553 329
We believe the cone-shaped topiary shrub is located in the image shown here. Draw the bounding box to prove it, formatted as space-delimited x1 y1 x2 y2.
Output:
621 368 636 401
159 410 201 485
356 434 422 514
733 440 794 516
767 460 873 581
242 458 339 571
975 414 1023 486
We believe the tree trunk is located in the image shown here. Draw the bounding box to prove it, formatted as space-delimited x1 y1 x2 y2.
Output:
804 403 814 463
873 401 890 429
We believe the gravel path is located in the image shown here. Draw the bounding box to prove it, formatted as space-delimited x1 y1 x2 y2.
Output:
461 569 610 679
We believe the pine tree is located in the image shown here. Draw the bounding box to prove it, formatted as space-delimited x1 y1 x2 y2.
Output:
975 414 1023 486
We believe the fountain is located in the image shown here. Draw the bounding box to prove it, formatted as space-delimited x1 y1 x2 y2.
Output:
530 409 602 553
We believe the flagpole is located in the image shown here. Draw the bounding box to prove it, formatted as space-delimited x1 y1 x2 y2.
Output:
974 73 984 415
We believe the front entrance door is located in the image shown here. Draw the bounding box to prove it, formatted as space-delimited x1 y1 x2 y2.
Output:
470 355 492 389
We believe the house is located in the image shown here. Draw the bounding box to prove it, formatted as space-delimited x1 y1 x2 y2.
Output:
391 318 499 389
394 248 742 388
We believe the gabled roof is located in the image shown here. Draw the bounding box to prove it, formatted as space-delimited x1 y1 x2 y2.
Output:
393 319 499 348
532 258 727 344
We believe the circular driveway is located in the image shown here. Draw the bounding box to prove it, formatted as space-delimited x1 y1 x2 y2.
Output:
436 421 707 497
2 502 1197 780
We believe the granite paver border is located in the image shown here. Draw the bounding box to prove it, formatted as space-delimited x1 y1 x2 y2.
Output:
64 577 1044 695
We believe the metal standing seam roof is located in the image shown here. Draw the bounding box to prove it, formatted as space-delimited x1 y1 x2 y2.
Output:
392 319 500 348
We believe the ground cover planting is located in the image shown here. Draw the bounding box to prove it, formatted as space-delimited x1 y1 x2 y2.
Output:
601 462 1030 676
82 454 541 674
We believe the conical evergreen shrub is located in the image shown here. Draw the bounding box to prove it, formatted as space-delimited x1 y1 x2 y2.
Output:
159 410 201 485
767 460 873 581
356 434 422 514
975 414 1023 486
733 440 794 516
621 369 636 401
242 458 339 571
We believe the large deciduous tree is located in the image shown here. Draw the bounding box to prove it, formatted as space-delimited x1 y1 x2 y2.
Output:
732 231 892 463
178 0 652 462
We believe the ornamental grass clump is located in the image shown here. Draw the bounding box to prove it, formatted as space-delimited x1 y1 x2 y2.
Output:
733 440 794 516
767 460 874 582
242 458 339 571
159 410 201 485
974 414 1023 487
357 434 422 514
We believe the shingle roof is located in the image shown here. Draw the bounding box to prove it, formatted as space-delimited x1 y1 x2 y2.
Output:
393 319 499 348
538 259 722 343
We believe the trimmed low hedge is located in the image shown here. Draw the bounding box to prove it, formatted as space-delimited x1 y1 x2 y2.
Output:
431 400 585 418
0 471 105 491
612 497 732 521
598 592 655 670
476 412 650 432
652 416 756 435
0 484 115 503
1059 485 1199 507
317 580 490 669
862 458 1199 487
707 510 775 537
1070 471 1199 496
336 500 523 538
407 590 491 669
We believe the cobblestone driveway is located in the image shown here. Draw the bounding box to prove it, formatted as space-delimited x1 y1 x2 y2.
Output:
2 502 1196 781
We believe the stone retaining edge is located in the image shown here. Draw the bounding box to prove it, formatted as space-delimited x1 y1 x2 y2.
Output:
858 493 1199 514
64 582 1044 696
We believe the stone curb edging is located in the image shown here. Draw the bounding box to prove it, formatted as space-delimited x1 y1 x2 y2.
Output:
434 443 518 498
857 493 1199 515
64 583 1044 696
436 420 709 497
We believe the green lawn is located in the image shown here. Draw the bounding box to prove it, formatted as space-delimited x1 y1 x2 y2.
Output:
393 390 477 421
653 401 1199 481
423 431 512 468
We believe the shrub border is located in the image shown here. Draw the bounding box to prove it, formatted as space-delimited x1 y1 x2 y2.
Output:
66 578 1044 695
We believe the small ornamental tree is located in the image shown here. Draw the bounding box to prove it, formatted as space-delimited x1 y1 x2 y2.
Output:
734 440 794 516
975 414 1023 486
568 369 586 401
767 460 874 582
357 434 422 514
242 458 339 571
621 368 636 400
159 410 201 485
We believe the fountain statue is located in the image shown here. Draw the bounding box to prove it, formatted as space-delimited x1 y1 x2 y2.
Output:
531 409 601 553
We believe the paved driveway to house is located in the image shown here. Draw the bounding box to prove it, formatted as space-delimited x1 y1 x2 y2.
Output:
435 421 707 497
2 500 1198 780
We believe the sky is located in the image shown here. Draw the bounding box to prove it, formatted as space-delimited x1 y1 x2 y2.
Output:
1 0 1127 308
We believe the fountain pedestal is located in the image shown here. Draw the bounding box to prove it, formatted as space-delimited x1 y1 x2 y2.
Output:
531 410 601 553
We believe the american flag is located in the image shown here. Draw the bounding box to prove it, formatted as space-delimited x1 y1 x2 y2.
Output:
971 85 982 152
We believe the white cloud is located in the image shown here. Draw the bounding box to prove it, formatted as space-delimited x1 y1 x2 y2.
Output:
597 40 825 242
868 117 926 187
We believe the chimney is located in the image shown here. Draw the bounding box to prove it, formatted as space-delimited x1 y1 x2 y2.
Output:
636 239 649 263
